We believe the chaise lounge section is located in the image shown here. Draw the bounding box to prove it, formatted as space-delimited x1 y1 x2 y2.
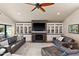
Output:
41 36 79 56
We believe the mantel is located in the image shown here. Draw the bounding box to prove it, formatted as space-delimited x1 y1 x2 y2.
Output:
32 31 47 33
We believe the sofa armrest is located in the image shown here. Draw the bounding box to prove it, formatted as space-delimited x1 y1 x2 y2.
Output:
0 45 11 52
53 38 62 47
53 39 70 47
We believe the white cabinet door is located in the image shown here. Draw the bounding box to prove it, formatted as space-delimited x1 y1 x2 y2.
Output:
51 25 54 34
16 24 23 34
55 25 59 34
47 35 53 41
16 23 31 35
24 25 27 34
47 25 51 33
47 23 63 34
16 25 19 34
47 35 61 41
24 35 32 41
59 25 63 34
20 25 23 34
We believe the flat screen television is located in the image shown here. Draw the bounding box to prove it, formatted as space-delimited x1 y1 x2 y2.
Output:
32 23 45 31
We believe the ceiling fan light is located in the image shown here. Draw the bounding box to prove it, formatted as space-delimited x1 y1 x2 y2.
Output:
57 12 60 15
17 12 21 15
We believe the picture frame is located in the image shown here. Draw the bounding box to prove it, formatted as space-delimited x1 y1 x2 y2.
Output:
68 24 79 34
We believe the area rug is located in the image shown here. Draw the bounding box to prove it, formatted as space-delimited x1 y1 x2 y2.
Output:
15 42 53 56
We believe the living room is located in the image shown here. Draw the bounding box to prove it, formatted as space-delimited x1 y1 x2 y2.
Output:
0 3 79 56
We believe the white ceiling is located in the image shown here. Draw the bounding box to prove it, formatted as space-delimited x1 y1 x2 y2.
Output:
0 3 79 22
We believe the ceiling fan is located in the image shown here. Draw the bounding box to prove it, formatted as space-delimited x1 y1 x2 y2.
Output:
26 3 55 12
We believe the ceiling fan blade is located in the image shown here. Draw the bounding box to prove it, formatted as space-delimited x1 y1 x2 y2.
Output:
25 3 36 6
31 7 37 11
39 7 46 12
40 3 54 6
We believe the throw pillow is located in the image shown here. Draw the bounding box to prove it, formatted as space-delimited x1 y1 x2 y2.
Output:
58 37 64 41
0 40 9 46
17 34 23 41
0 48 6 54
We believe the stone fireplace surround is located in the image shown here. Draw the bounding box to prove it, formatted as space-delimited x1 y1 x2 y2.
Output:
32 20 47 42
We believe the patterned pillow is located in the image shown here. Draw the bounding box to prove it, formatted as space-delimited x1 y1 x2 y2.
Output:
17 34 23 41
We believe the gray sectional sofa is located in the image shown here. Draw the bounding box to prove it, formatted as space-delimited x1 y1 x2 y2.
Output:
8 36 26 53
0 36 26 55
41 36 79 56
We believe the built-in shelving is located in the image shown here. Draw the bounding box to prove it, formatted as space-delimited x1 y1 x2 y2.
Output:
16 23 32 35
15 22 63 41
47 23 63 35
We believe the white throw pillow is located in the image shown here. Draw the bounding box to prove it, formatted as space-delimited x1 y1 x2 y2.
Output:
17 34 23 41
58 37 64 41
0 48 6 54
0 40 9 46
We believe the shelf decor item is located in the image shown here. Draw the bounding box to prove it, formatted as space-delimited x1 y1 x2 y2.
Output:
68 24 79 34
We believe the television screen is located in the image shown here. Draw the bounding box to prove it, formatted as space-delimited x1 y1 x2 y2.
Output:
33 23 45 31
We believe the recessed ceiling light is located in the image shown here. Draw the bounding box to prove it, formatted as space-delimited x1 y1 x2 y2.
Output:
17 12 21 15
57 12 60 15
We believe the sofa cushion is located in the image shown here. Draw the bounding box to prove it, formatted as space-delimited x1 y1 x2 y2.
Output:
65 49 79 55
62 36 75 42
58 46 79 55
68 53 79 56
8 36 17 45
0 40 9 46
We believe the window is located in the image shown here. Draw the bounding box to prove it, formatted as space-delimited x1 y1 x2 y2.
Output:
0 25 5 38
6 25 12 37
0 24 12 38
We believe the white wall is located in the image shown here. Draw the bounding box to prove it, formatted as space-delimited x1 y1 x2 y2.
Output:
0 13 14 25
63 8 79 44
0 12 15 36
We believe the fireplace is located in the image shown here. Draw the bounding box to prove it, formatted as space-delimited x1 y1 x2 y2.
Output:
32 20 47 42
32 33 46 42
36 34 43 40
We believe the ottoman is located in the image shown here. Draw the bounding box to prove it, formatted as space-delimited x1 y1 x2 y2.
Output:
41 46 67 56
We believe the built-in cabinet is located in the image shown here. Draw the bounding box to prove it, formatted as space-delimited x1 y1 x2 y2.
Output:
47 23 63 34
15 23 63 41
47 23 63 41
16 23 32 35
16 23 32 41
47 35 61 41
